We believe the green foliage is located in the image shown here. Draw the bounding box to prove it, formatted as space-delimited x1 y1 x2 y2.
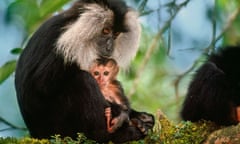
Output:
1 0 70 84
50 134 96 144
6 0 70 33
215 0 240 45
0 134 95 144
6 0 41 32
0 60 16 85
0 137 49 144
39 0 71 19
0 111 223 144
0 115 223 144
154 111 221 144
10 48 23 55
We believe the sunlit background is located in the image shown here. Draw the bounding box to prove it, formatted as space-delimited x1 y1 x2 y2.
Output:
0 0 239 138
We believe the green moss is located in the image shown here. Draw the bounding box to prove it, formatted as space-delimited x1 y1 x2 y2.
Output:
154 110 221 144
0 112 223 144
0 137 50 144
0 134 96 144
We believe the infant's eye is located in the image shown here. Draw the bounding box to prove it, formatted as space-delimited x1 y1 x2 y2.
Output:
94 71 99 76
104 71 109 76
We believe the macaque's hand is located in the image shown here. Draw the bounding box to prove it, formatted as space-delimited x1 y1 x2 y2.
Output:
109 112 129 133
105 107 114 133
236 106 240 122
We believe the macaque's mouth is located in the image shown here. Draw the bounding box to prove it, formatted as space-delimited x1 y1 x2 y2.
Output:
98 55 112 60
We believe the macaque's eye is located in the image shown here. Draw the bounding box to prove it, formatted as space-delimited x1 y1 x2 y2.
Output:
94 71 100 76
103 71 109 76
102 28 112 35
114 32 120 37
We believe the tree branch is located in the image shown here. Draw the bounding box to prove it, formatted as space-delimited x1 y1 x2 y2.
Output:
0 116 27 132
128 0 190 98
173 7 240 99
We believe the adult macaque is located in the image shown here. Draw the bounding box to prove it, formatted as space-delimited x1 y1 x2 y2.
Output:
15 0 154 143
181 46 240 126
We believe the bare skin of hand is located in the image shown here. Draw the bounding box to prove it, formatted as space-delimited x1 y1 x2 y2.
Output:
105 107 126 133
105 107 113 133
236 106 240 122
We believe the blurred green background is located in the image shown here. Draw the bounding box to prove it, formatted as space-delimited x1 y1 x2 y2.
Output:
0 0 240 138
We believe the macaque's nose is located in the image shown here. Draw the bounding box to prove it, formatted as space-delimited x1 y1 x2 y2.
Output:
100 76 104 83
98 76 107 86
96 76 103 84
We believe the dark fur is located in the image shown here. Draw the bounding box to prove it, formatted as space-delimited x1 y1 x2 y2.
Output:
181 46 240 126
15 0 154 143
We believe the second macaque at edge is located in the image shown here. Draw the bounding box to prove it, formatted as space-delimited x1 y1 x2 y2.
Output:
90 58 131 133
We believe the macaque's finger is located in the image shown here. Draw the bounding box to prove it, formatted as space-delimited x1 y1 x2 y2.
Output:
236 107 240 122
105 107 112 118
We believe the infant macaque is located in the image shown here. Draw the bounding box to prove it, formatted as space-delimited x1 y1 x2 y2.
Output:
90 58 130 133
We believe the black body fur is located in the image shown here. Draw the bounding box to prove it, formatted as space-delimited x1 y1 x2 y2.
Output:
15 0 154 143
181 46 240 126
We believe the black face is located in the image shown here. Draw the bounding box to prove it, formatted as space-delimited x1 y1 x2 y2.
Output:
96 36 114 57
95 27 121 57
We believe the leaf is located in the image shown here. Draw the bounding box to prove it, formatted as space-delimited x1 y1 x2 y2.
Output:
6 0 40 32
10 48 23 55
39 0 71 17
0 60 17 85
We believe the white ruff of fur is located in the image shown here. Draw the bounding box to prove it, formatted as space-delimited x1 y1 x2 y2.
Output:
56 4 113 71
112 10 141 70
56 4 141 70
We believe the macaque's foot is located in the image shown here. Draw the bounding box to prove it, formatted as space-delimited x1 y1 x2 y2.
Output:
138 112 155 128
130 112 154 135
